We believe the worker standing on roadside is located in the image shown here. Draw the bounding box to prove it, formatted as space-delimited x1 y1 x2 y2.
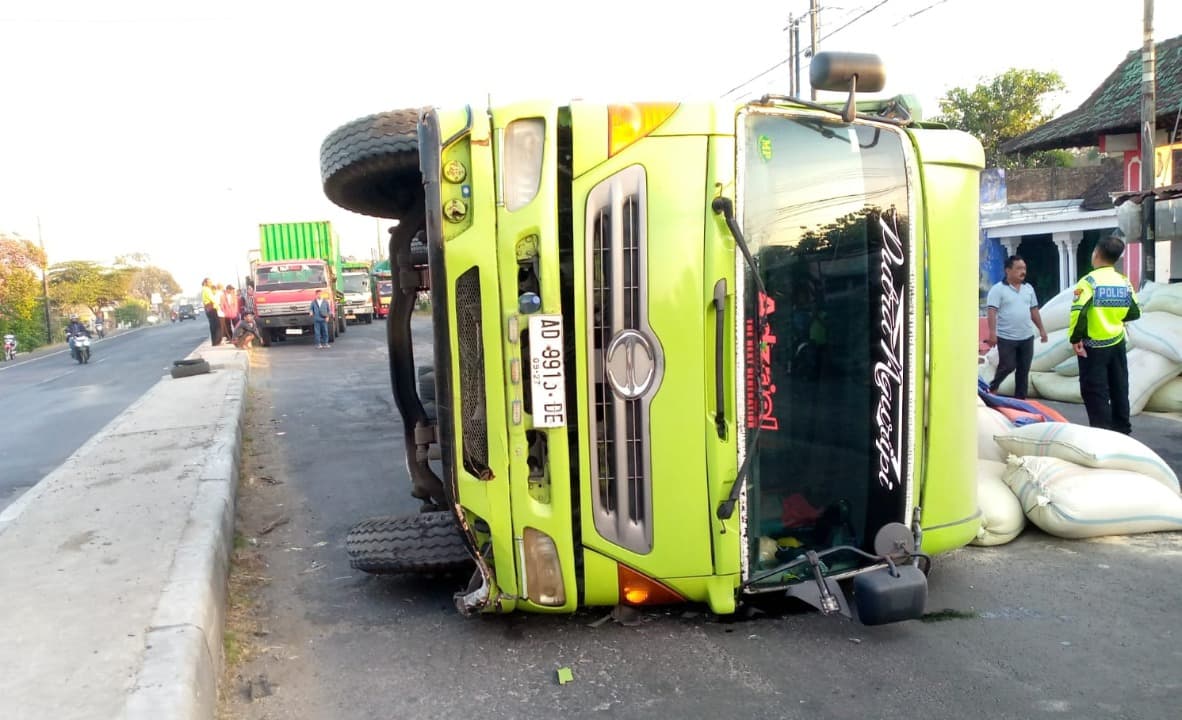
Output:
201 278 221 346
1069 231 1141 434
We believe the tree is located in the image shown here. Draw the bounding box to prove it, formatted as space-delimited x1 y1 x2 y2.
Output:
933 68 1067 169
49 260 131 318
115 254 182 307
0 233 48 349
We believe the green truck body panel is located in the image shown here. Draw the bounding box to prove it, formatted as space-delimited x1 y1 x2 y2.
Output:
258 221 342 289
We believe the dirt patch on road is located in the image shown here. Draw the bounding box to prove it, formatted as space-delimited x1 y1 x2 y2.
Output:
218 360 291 717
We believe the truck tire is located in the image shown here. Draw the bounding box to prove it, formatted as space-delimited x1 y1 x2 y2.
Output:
338 316 347 335
170 359 211 378
320 109 424 219
346 512 472 574
417 367 436 405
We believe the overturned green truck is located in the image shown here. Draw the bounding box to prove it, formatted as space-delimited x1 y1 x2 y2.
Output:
320 53 984 624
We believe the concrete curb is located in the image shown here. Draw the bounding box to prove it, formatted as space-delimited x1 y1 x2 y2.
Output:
123 349 247 720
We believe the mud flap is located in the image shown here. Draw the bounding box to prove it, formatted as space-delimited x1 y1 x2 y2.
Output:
853 564 927 626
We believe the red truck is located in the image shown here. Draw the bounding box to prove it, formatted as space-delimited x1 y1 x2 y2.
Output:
253 221 345 346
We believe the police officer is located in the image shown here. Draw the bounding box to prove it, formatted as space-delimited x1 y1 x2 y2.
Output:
1069 231 1141 434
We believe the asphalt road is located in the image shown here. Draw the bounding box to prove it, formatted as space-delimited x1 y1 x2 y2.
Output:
0 320 205 511
224 318 1182 720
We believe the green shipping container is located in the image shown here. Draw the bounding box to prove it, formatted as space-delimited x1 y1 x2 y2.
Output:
258 221 336 263
258 221 342 291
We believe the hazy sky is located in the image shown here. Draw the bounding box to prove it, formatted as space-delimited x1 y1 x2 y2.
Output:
2 0 1180 297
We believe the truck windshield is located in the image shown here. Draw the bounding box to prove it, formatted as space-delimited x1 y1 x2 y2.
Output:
343 275 369 293
256 264 326 290
739 112 913 581
378 281 393 295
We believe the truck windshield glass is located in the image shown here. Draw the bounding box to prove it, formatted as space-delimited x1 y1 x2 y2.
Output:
343 275 369 293
378 281 393 294
740 113 912 582
256 265 326 290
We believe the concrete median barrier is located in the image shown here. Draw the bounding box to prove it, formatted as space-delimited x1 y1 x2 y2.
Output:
0 342 247 720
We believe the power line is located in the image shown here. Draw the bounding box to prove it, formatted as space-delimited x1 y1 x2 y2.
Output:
722 0 955 99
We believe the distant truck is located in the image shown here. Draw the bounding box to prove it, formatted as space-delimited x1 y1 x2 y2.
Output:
340 260 374 324
371 259 393 319
254 221 346 346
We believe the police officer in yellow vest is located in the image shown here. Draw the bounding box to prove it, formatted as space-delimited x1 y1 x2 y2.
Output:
1069 231 1141 434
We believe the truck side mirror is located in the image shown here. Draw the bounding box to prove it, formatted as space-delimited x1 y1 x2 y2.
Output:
810 52 886 123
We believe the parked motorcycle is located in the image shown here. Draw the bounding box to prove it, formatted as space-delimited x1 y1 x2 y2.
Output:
69 334 91 364
2 334 15 361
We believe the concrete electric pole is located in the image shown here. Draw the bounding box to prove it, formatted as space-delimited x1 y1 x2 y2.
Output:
1140 0 1156 282
810 0 820 101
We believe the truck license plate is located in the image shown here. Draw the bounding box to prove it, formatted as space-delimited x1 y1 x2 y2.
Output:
528 314 567 428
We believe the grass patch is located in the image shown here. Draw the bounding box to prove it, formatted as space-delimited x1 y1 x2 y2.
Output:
224 630 243 665
920 608 979 623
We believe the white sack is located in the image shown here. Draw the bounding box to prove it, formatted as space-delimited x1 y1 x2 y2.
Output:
1144 282 1182 316
1003 456 1182 539
993 421 1179 493
1127 348 1182 415
1126 311 1182 362
1145 375 1182 413
1030 372 1081 403
1030 328 1074 372
978 347 1016 397
971 459 1026 546
977 406 1015 463
1038 286 1074 333
1052 356 1079 377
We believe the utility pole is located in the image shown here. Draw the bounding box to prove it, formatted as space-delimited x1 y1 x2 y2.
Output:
794 19 803 98
1140 0 1156 282
788 14 797 96
809 0 820 100
37 216 51 344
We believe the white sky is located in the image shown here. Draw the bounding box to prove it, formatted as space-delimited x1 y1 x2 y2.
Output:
2 0 1180 297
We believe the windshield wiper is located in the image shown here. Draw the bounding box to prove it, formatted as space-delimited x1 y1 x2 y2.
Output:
711 196 765 521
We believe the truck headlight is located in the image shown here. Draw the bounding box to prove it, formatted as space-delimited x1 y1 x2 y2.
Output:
502 118 545 211
521 527 565 606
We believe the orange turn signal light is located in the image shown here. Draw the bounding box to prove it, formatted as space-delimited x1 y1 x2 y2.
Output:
618 564 685 606
607 102 678 156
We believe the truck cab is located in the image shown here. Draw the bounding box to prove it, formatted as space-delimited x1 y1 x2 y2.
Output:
321 53 984 624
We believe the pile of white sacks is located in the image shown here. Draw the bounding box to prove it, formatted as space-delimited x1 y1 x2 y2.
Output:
979 281 1182 414
975 409 1182 545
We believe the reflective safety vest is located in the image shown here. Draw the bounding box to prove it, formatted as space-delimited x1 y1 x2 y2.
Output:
1068 266 1140 348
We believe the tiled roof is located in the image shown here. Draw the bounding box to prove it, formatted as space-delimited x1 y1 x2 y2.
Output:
1001 34 1182 154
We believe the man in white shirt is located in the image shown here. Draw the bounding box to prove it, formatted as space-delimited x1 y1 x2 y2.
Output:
985 255 1048 399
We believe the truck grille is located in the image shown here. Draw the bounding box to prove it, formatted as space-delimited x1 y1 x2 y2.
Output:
584 165 656 554
257 302 307 316
455 268 489 478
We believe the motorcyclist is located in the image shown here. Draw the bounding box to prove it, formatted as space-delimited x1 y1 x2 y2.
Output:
66 316 90 361
3 334 16 361
94 317 105 339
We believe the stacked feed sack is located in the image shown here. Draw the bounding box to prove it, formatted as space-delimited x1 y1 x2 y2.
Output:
1029 282 1182 414
972 397 1026 546
995 422 1182 539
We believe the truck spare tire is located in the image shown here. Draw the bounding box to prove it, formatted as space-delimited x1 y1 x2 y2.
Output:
320 109 425 219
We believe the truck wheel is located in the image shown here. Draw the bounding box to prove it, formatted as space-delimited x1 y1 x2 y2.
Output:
320 108 424 219
417 367 436 405
346 512 472 574
328 321 336 343
338 316 347 334
261 330 272 347
170 359 211 378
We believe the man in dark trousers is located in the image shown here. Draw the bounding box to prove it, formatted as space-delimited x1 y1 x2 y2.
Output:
985 254 1049 398
309 289 332 349
1069 232 1141 434
201 277 221 346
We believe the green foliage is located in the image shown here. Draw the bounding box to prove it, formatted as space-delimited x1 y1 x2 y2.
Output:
49 260 131 318
114 298 149 327
115 253 182 304
0 234 49 349
933 68 1067 169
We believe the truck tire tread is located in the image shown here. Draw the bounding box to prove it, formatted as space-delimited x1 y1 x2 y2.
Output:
320 109 424 219
346 512 472 574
